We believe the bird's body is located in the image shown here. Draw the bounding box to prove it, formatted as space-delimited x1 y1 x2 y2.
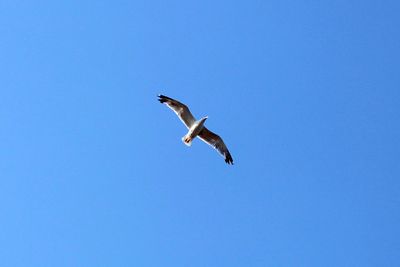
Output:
182 116 208 146
158 94 234 165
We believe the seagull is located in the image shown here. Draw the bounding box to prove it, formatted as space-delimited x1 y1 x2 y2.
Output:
158 94 234 165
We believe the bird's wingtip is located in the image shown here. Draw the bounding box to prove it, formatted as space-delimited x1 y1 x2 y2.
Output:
158 94 167 103
225 156 234 165
157 94 174 103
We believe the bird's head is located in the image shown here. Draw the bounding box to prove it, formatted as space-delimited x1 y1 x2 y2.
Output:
198 116 208 126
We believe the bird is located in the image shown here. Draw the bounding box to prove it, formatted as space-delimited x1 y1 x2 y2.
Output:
158 94 234 165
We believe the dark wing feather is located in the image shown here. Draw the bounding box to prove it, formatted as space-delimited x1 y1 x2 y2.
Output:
198 127 234 165
158 95 196 128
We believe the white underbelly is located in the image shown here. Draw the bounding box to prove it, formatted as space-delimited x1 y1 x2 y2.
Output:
188 122 204 138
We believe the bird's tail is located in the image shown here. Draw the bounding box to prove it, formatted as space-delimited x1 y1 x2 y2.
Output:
182 134 192 146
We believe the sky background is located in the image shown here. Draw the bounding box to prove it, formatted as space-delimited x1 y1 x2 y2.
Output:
1 0 399 266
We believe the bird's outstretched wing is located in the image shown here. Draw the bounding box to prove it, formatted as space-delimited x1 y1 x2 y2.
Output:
198 127 234 165
158 95 196 128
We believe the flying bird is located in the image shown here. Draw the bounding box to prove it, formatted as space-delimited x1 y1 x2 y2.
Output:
158 94 234 165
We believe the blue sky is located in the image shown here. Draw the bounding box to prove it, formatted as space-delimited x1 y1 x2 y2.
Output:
1 0 399 266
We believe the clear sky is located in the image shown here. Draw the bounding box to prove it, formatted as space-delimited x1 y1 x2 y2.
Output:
1 0 399 266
